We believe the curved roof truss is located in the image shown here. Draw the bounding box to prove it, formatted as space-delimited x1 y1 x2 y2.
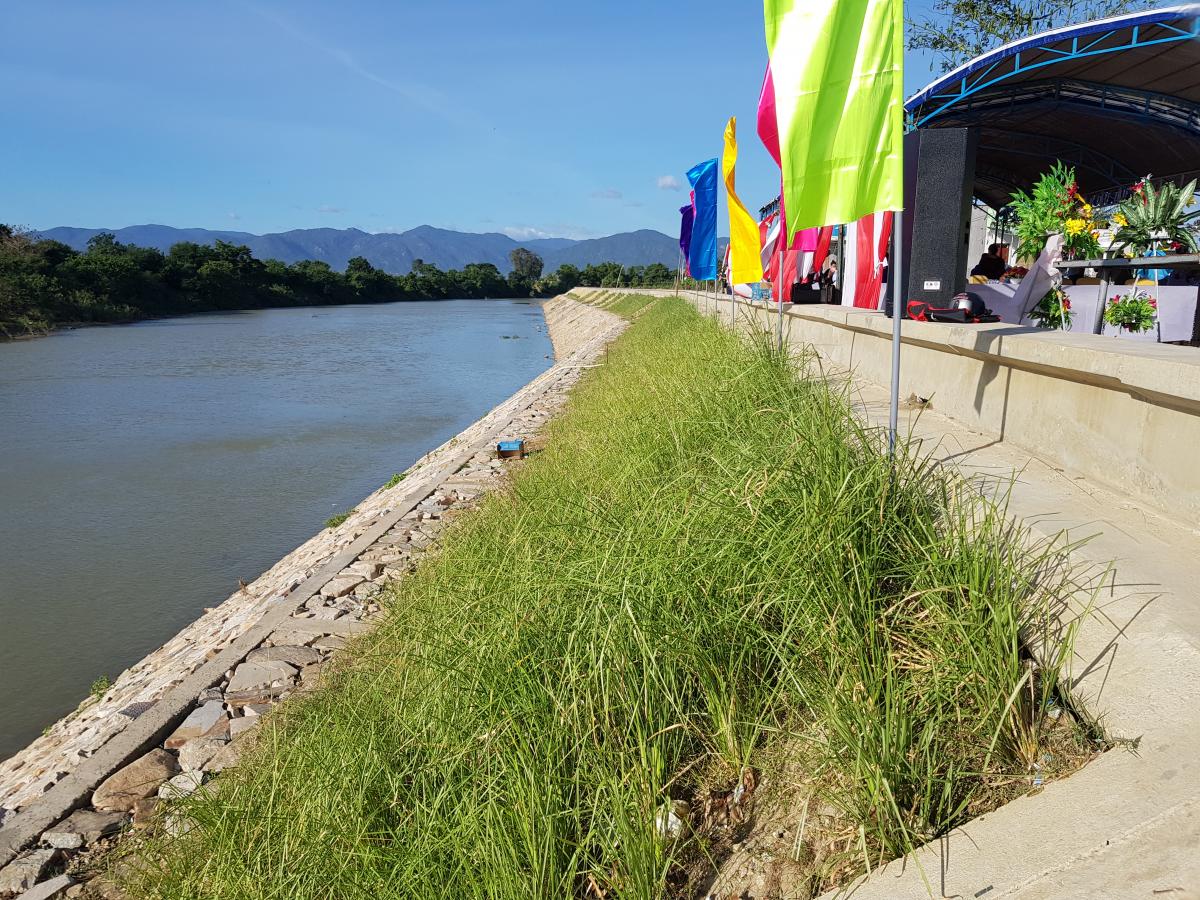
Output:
905 5 1200 206
907 5 1200 124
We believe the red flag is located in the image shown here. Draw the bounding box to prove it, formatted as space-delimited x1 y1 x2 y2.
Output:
853 212 893 309
814 226 833 269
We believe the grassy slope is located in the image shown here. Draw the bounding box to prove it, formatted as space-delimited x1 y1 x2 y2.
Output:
130 297 1086 899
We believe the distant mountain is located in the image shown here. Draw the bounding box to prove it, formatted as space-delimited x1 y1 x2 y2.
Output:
542 230 681 270
34 224 681 275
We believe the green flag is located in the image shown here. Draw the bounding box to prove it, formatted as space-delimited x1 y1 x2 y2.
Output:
763 0 904 242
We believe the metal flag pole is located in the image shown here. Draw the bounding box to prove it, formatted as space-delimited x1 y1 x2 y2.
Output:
777 274 784 351
888 208 905 457
777 231 786 351
727 255 735 328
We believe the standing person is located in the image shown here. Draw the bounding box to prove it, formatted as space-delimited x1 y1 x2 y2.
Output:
971 243 1009 280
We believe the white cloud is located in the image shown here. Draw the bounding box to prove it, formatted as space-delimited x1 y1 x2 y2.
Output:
591 188 623 200
227 212 242 221
317 205 345 214
502 223 599 241
657 175 682 191
502 225 556 240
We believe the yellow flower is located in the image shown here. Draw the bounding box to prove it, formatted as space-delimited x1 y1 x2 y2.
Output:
1113 212 1129 227
1065 218 1086 236
1082 202 1093 216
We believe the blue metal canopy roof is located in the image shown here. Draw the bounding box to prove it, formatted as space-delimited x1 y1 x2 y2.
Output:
905 5 1200 206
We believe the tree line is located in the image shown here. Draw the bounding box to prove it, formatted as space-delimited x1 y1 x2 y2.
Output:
0 225 678 337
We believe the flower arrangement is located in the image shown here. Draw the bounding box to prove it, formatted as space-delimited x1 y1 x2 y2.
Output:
1002 265 1028 281
1009 163 1105 262
1029 286 1072 330
1103 290 1158 333
1110 175 1199 257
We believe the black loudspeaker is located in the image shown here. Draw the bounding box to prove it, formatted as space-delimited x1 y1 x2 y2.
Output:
905 127 977 308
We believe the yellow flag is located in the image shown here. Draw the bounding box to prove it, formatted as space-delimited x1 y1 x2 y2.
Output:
722 117 764 285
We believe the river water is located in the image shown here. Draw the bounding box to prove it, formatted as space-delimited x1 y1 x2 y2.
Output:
0 300 552 759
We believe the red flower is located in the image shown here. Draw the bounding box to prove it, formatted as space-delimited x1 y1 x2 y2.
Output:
1063 298 1071 309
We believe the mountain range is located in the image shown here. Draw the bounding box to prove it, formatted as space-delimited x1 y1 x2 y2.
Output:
34 224 684 275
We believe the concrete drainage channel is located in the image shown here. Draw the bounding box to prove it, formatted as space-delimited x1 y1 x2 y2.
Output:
0 296 626 898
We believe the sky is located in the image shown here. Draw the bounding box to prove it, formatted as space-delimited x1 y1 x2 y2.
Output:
1 1 942 241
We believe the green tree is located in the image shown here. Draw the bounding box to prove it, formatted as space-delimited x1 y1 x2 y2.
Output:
908 0 1146 73
345 256 397 300
0 220 677 335
290 259 346 304
410 259 451 299
533 263 583 296
581 262 623 287
507 247 544 297
59 233 154 315
460 262 507 298
642 263 672 286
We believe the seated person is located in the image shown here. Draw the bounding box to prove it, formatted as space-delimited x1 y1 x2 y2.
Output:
970 243 1009 281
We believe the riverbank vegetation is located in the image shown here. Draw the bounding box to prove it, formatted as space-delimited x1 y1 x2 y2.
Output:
126 297 1092 898
0 224 678 337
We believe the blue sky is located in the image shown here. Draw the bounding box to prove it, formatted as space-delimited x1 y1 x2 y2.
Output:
1 1 941 240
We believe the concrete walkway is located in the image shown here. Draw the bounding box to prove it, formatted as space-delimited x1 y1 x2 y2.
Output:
575 288 1200 900
838 377 1200 900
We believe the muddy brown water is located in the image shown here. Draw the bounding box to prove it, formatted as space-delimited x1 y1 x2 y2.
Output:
0 299 552 759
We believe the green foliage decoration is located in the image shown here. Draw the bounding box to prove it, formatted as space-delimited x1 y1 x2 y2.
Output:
1028 286 1073 330
1009 162 1103 262
1109 175 1200 257
1103 289 1158 333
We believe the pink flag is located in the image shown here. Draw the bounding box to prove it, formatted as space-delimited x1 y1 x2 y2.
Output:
757 66 781 168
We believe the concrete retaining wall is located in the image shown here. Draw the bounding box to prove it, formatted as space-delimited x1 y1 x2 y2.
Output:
607 288 1200 526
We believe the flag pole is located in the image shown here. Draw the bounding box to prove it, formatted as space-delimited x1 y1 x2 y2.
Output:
777 269 784 351
887 208 904 457
727 256 735 329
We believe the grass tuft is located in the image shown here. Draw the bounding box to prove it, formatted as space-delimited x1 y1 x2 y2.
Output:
324 510 353 530
89 675 111 700
126 298 1092 899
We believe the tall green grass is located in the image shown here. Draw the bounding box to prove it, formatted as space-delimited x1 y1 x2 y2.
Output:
606 292 659 319
129 297 1086 899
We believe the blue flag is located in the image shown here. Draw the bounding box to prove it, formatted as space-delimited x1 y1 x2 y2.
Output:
686 158 719 280
679 203 695 273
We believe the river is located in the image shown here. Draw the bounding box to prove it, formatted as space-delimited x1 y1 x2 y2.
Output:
0 300 553 759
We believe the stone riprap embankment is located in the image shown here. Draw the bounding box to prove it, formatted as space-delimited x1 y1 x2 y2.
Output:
0 295 624 897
